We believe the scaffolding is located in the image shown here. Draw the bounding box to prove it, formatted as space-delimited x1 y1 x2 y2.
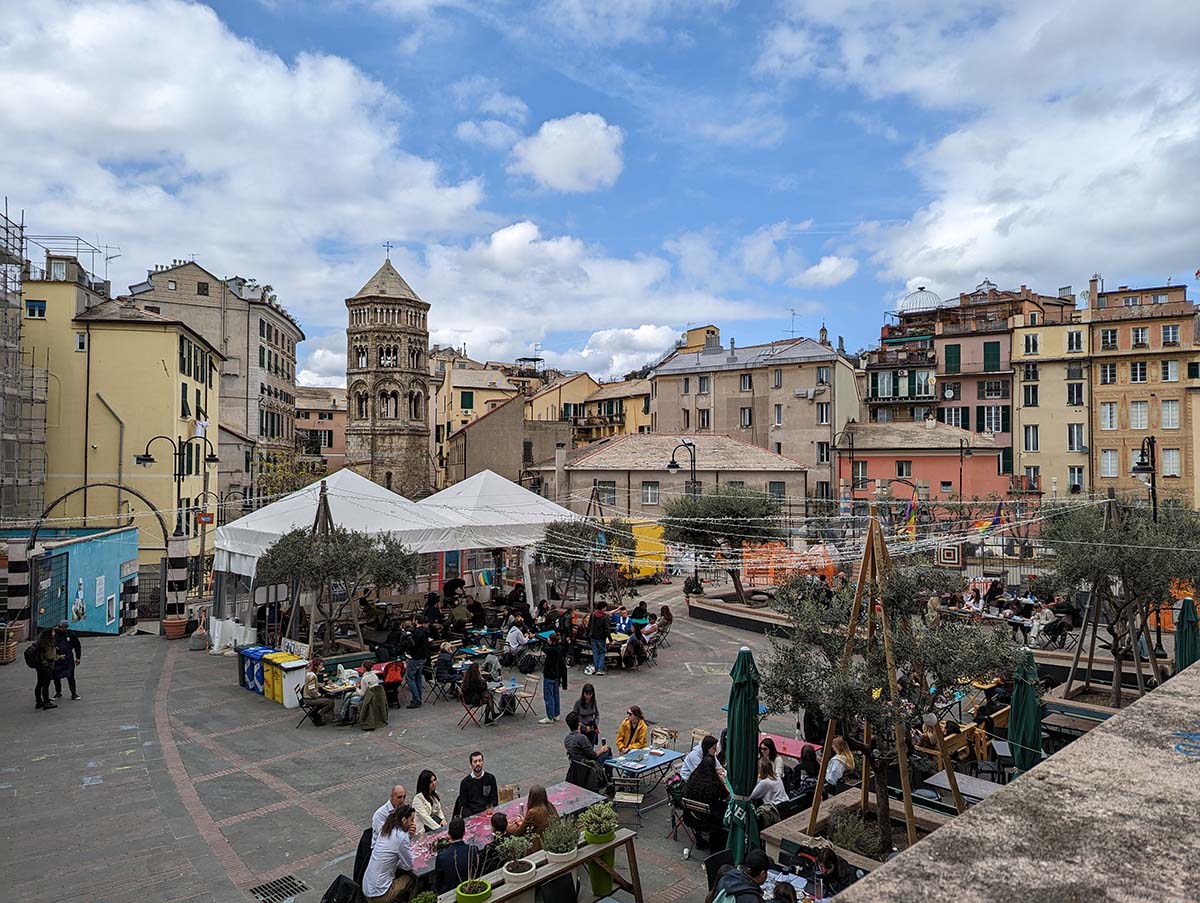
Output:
0 200 48 527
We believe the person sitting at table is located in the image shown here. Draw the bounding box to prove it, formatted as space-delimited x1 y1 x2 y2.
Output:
482 812 524 872
360 804 416 903
771 881 798 903
630 599 648 621
453 751 499 820
621 624 647 669
659 604 674 628
443 575 466 604
616 704 648 755
521 783 558 852
462 662 498 725
412 769 447 838
751 755 789 806
1050 593 1081 629
564 711 611 791
372 784 408 846
683 754 730 850
433 817 480 893
758 736 784 779
611 605 632 634
572 683 601 746
785 745 820 797
643 613 660 644
480 652 502 684
816 846 854 896
926 592 942 627
534 598 552 625
680 734 718 781
301 663 336 726
984 579 1004 607
824 737 855 790
505 616 531 657
423 592 444 626
963 589 984 614
467 597 487 628
434 643 460 693
1033 601 1069 647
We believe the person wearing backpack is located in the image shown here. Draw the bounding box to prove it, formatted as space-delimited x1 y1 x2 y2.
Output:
711 848 770 902
30 629 59 710
52 620 82 701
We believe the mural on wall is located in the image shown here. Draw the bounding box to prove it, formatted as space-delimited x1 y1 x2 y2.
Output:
71 578 86 622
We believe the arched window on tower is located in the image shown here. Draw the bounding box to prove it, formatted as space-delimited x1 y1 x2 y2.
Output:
385 471 393 490
355 391 368 419
356 346 367 368
408 390 423 421
409 347 420 370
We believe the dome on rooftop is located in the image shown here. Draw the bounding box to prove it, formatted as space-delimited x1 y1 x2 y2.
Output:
898 285 943 312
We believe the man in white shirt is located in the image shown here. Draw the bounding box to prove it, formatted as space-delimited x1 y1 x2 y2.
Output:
679 734 718 781
362 804 416 903
371 784 407 846
505 617 531 654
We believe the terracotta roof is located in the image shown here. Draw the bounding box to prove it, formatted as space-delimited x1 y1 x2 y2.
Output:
448 369 520 390
837 420 999 452
349 259 422 302
73 301 225 358
586 379 650 402
533 433 807 472
528 372 597 400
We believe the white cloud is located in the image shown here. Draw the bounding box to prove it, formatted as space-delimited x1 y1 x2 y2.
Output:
450 75 529 123
298 333 348 387
508 114 625 192
537 0 734 46
691 111 789 149
543 324 681 377
789 255 859 288
753 23 819 80
456 119 522 150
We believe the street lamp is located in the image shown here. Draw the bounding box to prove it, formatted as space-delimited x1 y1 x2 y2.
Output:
666 438 698 498
958 438 973 501
1131 435 1166 658
135 434 220 535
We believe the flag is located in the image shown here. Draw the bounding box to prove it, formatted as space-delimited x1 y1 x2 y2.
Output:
973 500 1004 535
900 489 917 540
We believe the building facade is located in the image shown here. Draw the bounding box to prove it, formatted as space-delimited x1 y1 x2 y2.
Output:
434 367 520 478
443 395 573 487
126 261 304 506
575 378 652 444
295 386 347 476
344 260 431 497
649 330 859 501
524 373 602 426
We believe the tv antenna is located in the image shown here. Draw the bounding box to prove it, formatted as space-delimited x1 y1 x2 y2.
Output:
785 307 799 338
102 244 122 280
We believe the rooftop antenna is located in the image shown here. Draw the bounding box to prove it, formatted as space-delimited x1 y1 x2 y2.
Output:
785 307 798 338
102 244 122 280
383 240 393 259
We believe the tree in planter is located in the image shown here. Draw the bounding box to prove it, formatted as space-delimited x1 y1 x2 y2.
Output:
660 487 784 605
535 519 637 604
760 560 1019 853
1041 498 1200 707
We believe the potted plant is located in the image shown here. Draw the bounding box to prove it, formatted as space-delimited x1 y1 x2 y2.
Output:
542 815 580 864
455 877 492 903
578 801 618 896
683 574 703 598
496 834 536 886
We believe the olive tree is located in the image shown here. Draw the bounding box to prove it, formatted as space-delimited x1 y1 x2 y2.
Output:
535 518 637 604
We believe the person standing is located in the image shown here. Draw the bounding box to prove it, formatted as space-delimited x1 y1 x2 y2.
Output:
538 631 568 725
571 683 601 746
52 620 82 701
406 615 431 708
32 629 58 710
587 603 611 675
452 751 498 819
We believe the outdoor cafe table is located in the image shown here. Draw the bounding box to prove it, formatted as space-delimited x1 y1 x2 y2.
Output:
924 770 1003 803
605 747 687 814
1043 712 1101 739
411 781 604 875
760 732 819 760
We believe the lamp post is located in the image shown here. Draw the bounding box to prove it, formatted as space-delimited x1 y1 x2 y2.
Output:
666 438 698 498
135 433 220 579
958 438 972 501
1131 435 1166 657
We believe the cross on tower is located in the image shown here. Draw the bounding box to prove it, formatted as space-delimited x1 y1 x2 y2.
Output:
382 240 393 259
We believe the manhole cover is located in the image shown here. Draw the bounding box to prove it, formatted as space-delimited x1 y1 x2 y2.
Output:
248 876 309 903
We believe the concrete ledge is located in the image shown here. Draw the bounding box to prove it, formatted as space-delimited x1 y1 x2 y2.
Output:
833 661 1200 903
686 594 789 634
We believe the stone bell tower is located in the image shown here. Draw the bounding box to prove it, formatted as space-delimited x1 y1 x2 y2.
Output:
344 259 431 497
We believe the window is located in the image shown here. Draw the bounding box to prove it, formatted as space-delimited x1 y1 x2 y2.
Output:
1163 324 1180 345
872 370 894 398
24 300 45 319
1024 466 1040 486
75 333 86 352
167 279 177 291
1132 326 1148 347
1100 402 1117 430
726 481 745 490
259 318 265 337
943 407 964 428
1130 400 1148 430
740 373 753 391
144 305 160 314
1100 449 1118 477
698 375 710 394
982 405 1004 433
1162 399 1179 429
1123 294 1140 306
1100 363 1116 385
1023 363 1039 381
817 441 830 464
943 344 961 375
1191 362 1200 380
981 380 1008 399
196 281 209 296
1022 384 1039 407
641 481 660 505
682 377 690 394
595 481 617 508
1067 423 1084 451
698 408 710 430
1024 334 1040 355
739 406 753 427
941 481 953 493
817 366 830 385
1163 448 1182 477
983 341 1001 372
1101 328 1118 350
1024 424 1039 452
1067 383 1084 406
1130 361 1147 383
773 442 782 455
852 461 868 489
1162 360 1179 382
180 382 191 417
772 368 782 389
773 404 783 427
682 408 690 429
258 345 265 368
1151 293 1168 304
1028 312 1039 326
816 481 832 499
1069 465 1084 489
768 481 786 501
1067 330 1082 353
816 402 830 424
896 460 913 478
460 390 474 410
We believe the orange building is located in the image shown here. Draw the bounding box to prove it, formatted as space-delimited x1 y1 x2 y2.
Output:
295 386 347 475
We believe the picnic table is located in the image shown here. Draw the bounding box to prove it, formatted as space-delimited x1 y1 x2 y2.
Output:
924 770 1003 803
412 781 603 875
605 747 687 814
760 732 819 760
1042 712 1101 738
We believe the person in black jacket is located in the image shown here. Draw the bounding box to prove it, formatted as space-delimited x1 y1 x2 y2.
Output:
453 751 498 819
538 631 568 724
712 848 769 902
434 818 480 892
587 602 611 675
406 615 431 708
52 620 82 701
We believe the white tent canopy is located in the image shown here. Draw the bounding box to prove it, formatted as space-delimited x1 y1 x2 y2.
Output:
418 469 578 548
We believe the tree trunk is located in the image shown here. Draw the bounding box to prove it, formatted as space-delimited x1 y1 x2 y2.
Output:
729 568 748 605
873 757 894 854
1110 649 1124 708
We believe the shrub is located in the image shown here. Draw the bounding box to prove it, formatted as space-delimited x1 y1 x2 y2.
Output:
495 833 532 863
828 809 881 859
412 893 438 903
542 815 580 854
578 801 618 837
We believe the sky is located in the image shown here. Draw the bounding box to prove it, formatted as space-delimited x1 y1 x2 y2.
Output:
3 0 1199 386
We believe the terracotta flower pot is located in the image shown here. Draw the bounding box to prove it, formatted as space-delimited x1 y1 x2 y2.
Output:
162 617 189 640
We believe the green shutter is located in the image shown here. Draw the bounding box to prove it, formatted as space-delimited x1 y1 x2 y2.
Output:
944 344 960 375
976 406 985 432
1189 362 1200 379
1001 447 1013 475
1001 405 1011 433
984 341 1000 372
961 407 970 431
870 372 879 397
907 370 917 398
936 407 946 423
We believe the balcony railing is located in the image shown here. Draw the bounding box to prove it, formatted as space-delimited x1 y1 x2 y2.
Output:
866 348 938 367
1009 474 1042 494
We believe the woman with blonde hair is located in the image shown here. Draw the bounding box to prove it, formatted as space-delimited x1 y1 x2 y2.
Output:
824 737 855 789
521 784 558 851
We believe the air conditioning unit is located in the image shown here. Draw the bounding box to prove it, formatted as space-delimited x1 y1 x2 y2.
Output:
897 369 909 378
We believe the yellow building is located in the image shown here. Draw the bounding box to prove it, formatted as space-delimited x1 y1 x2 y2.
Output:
434 367 520 481
22 255 222 568
576 378 652 443
524 373 601 433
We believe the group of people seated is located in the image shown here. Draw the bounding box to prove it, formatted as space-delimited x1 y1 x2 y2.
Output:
577 601 671 674
932 579 1078 646
704 845 857 903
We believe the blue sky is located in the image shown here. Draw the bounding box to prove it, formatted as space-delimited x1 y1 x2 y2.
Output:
4 1 1199 383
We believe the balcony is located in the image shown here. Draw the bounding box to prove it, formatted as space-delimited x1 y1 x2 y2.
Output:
866 392 936 405
865 348 937 368
1009 474 1042 494
941 318 1010 336
574 413 625 428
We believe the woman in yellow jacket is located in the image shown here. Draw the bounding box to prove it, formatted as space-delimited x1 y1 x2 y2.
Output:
616 705 648 755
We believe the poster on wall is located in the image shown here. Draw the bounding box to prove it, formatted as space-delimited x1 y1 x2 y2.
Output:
95 575 106 608
71 578 86 622
106 593 117 625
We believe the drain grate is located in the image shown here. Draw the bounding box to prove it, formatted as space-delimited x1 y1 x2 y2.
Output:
248 876 310 903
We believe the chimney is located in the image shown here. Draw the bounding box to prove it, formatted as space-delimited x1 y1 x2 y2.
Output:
703 331 720 351
1058 285 1072 300
727 338 737 362
837 335 846 354
554 442 567 505
1088 274 1100 309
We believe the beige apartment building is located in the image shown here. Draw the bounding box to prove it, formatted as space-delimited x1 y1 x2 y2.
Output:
1087 278 1198 506
1012 312 1091 496
575 379 651 444
524 373 601 426
649 329 859 501
434 367 520 484
295 386 347 477
442 395 573 487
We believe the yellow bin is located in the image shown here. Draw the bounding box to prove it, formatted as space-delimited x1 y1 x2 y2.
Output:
263 652 299 704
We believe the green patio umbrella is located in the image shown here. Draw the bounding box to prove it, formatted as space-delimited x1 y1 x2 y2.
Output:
1008 648 1043 777
1175 597 1199 673
724 646 762 865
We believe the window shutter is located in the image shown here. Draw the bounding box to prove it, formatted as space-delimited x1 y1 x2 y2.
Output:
935 407 946 423
976 406 985 432
1189 362 1200 380
944 344 960 374
1001 381 1010 399
961 407 970 431
984 341 1000 372
870 372 879 396
1001 405 1011 433
1001 447 1013 475
977 382 985 400
908 370 917 398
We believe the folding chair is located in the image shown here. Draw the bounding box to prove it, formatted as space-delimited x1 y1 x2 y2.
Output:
657 622 672 648
703 849 734 891
295 686 327 729
458 693 486 729
611 775 644 828
690 728 709 749
650 726 677 750
427 676 459 705
513 676 539 719
645 637 660 667
679 799 711 859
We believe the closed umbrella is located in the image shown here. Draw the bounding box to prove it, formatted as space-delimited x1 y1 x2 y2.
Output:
1175 597 1199 672
724 646 762 865
1009 649 1042 777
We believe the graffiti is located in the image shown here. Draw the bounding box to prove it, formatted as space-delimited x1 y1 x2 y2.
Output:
1172 729 1200 759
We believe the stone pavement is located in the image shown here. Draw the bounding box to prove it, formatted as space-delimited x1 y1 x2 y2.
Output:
0 585 792 903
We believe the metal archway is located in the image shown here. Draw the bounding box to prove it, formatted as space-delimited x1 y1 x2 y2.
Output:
28 481 170 551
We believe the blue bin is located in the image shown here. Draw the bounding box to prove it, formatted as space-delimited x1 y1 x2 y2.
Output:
241 646 274 695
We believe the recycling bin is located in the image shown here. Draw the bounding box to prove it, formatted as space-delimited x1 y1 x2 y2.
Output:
279 658 309 709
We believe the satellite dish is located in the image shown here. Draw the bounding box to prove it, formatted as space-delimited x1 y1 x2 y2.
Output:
944 387 955 399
